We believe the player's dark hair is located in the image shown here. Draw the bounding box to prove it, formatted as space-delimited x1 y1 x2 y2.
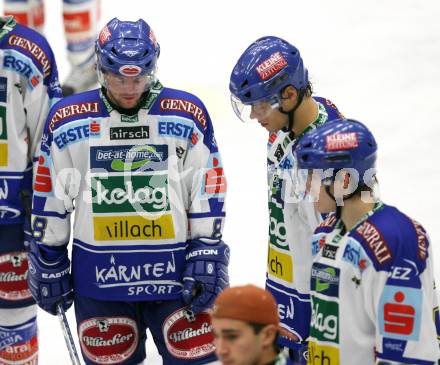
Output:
248 322 280 352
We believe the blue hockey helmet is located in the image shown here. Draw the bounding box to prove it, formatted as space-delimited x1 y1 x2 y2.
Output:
95 18 160 80
229 36 308 123
295 119 378 186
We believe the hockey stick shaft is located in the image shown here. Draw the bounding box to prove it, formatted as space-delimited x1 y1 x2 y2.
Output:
57 303 82 365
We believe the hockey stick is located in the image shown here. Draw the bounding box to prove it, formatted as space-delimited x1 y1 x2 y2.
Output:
57 303 82 365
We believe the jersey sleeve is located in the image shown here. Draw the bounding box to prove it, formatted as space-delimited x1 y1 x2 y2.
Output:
362 226 440 364
31 107 76 252
24 49 62 165
182 99 226 240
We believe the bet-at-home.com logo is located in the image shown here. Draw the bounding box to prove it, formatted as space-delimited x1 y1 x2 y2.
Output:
91 175 169 213
310 296 339 344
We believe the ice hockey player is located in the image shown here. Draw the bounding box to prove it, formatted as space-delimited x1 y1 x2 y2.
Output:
0 15 61 365
27 17 229 364
212 284 290 365
295 118 440 364
3 0 100 95
229 36 343 363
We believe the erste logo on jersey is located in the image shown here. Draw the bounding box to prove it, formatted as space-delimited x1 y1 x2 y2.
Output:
119 65 142 76
342 238 371 272
256 51 287 81
34 154 53 195
79 317 138 364
326 132 358 151
163 308 215 360
378 285 422 341
0 252 32 301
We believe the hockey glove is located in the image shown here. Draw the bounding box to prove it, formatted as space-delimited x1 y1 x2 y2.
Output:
27 245 73 316
182 239 229 313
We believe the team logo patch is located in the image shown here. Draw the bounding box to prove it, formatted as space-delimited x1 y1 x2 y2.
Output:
326 132 358 151
0 252 32 301
119 65 141 77
163 308 215 359
79 317 138 364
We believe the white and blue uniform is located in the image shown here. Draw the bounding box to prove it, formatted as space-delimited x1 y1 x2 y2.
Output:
308 203 440 364
32 81 227 364
266 97 342 347
0 15 61 365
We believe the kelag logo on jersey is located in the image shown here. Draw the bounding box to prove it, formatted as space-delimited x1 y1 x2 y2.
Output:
91 175 169 213
53 119 101 150
90 145 168 173
378 285 422 341
268 201 288 250
310 296 339 343
158 117 193 140
311 263 340 297
342 238 371 272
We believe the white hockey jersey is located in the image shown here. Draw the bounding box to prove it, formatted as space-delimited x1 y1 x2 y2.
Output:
0 16 61 225
308 203 440 364
32 81 227 302
265 97 343 345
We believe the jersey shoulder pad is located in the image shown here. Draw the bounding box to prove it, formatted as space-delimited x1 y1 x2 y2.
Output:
5 24 55 78
352 204 429 271
314 96 344 121
153 87 211 133
47 90 103 132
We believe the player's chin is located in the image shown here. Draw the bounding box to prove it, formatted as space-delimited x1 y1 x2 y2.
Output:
119 97 140 108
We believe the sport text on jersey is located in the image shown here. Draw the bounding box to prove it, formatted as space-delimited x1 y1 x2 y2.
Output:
7 35 51 77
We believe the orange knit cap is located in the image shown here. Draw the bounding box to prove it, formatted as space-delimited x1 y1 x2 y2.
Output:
211 284 298 341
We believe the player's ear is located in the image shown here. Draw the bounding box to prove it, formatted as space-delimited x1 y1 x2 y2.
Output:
260 324 278 347
281 85 298 101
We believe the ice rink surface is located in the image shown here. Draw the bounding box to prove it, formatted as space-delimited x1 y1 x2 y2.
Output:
2 0 439 363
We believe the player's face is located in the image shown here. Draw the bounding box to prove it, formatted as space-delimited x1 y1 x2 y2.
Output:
212 318 269 365
314 183 337 213
104 73 150 109
251 104 288 133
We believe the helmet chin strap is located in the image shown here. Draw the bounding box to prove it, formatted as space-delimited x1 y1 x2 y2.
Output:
325 182 367 219
279 88 306 133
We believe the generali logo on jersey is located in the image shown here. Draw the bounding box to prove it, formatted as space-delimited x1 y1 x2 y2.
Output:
326 132 359 151
0 252 32 301
8 35 51 77
49 102 99 131
79 317 138 364
256 51 287 81
356 221 392 264
160 98 207 131
163 308 215 359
